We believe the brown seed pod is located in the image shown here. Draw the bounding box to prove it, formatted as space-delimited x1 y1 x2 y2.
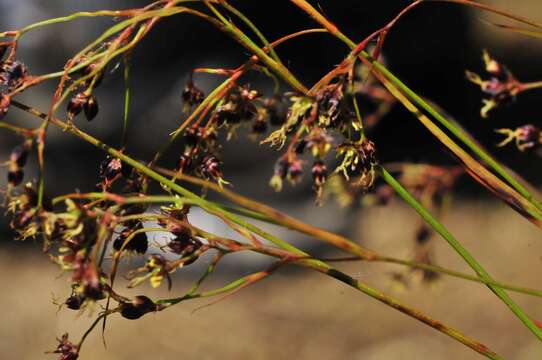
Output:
120 295 157 320
83 95 99 121
7 169 23 186
67 92 88 118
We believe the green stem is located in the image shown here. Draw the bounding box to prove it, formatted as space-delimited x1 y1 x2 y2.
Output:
204 1 308 93
53 191 542 299
379 164 542 341
219 1 283 65
122 55 131 148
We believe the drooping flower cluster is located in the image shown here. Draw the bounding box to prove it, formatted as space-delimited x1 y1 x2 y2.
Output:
260 75 381 204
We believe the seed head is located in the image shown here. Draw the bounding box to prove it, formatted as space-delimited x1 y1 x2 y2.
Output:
83 95 99 121
120 295 157 320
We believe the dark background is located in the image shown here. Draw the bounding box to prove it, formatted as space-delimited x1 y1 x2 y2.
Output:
0 1 540 246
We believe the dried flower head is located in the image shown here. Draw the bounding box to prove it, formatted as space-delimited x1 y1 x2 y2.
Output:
182 79 204 113
466 50 520 118
120 295 157 320
335 138 377 191
496 124 541 151
49 333 78 360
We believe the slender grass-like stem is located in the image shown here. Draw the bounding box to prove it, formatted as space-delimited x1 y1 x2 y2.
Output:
379 165 542 341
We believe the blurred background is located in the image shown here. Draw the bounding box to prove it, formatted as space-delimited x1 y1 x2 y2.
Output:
0 0 542 359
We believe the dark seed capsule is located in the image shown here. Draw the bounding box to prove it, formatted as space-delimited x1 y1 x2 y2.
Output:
274 159 289 179
199 155 221 180
65 295 84 310
11 143 29 167
5 61 27 80
311 160 327 185
23 186 38 207
183 127 199 149
182 81 204 111
12 209 34 228
120 295 156 320
0 44 8 60
7 169 23 186
113 231 148 254
415 226 432 244
295 140 307 154
168 233 201 255
83 96 99 121
67 93 88 118
82 286 104 301
177 154 192 173
287 161 303 182
252 119 267 134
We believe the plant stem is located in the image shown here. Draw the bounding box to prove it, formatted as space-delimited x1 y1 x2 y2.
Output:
149 167 542 299
219 1 283 65
379 165 542 341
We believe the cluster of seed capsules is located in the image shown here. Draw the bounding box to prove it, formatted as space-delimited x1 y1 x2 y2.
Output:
0 43 33 189
0 43 27 120
178 80 289 187
65 57 103 122
181 74 379 202
467 51 542 153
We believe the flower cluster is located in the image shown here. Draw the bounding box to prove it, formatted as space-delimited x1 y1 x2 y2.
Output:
262 76 380 203
66 56 105 122
466 50 521 118
48 333 78 360
0 45 27 119
496 124 541 152
177 70 384 204
177 78 289 187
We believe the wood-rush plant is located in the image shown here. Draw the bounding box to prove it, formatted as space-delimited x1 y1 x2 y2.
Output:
1 1 542 358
